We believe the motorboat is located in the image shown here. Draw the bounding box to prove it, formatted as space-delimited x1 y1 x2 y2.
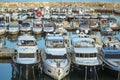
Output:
19 22 32 33
41 34 71 80
43 21 55 33
90 19 99 30
78 19 90 34
7 23 19 35
70 32 102 78
100 18 112 35
11 12 18 21
0 21 6 35
12 35 41 80
101 36 120 75
32 19 43 34
18 13 28 21
109 17 118 30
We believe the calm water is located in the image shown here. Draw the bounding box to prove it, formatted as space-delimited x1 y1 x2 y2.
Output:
0 0 120 2
0 63 118 80
0 14 120 80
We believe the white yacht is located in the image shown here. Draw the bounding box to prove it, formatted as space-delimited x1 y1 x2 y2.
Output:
109 17 118 30
70 32 102 75
12 35 41 79
43 21 55 33
19 22 32 33
79 19 90 33
32 19 43 34
41 34 71 80
18 13 28 21
7 23 19 34
0 21 6 35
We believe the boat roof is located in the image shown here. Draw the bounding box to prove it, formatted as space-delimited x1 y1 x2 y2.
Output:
46 36 64 41
74 47 98 53
18 35 36 41
72 37 94 43
102 48 120 54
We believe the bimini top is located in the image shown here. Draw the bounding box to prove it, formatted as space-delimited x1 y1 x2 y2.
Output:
18 35 36 41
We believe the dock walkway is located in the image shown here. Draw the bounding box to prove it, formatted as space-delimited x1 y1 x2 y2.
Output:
0 48 42 59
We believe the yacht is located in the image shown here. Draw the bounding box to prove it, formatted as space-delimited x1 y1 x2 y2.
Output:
0 21 6 35
19 22 32 34
43 21 55 33
12 35 41 79
101 36 120 75
100 18 112 35
32 19 43 34
41 34 71 80
70 32 102 77
18 13 28 21
109 17 118 30
90 19 99 30
79 19 90 34
7 23 19 35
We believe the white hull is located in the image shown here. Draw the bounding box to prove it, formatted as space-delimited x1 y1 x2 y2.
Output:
43 61 70 80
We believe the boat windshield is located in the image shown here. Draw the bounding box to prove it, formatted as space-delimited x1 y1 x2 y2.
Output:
18 40 36 46
22 23 30 27
76 53 97 58
46 53 67 59
46 40 65 48
74 41 94 48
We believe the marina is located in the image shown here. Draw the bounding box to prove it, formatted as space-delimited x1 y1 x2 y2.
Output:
0 2 120 80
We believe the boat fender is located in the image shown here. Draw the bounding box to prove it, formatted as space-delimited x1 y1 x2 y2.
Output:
36 50 39 54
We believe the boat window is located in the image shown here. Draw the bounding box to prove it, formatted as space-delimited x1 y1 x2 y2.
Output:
76 53 96 57
19 53 34 58
74 41 94 48
46 53 67 59
18 40 36 46
46 40 65 48
22 23 30 27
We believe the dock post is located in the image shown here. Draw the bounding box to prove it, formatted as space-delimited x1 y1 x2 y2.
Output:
85 66 87 80
117 71 120 80
32 66 35 80
26 65 28 80
19 66 22 80
94 66 99 80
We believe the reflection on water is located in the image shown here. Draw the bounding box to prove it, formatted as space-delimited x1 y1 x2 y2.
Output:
0 60 118 80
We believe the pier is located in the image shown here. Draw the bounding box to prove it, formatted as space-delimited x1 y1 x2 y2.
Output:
0 48 42 59
0 48 15 59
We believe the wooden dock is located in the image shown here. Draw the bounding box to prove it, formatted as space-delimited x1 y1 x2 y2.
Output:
0 48 42 59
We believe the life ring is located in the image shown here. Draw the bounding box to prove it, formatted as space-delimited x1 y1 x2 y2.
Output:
36 11 42 17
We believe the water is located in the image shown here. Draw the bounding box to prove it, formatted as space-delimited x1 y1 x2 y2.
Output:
0 62 118 80
0 0 120 2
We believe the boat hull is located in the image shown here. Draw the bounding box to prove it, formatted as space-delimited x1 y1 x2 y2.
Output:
43 63 70 80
